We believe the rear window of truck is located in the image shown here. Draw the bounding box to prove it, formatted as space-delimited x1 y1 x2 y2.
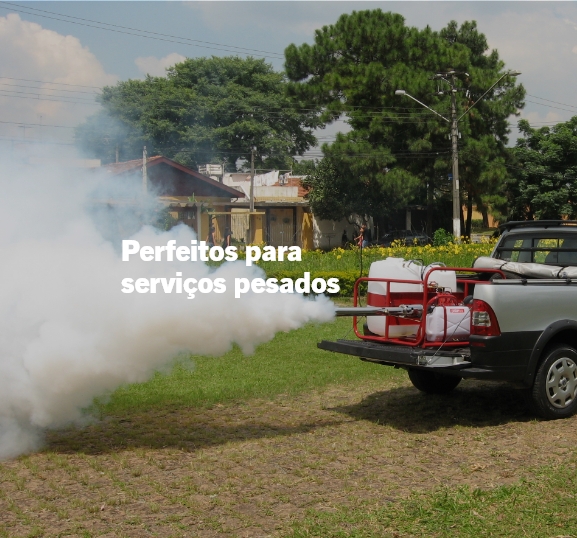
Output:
496 235 577 265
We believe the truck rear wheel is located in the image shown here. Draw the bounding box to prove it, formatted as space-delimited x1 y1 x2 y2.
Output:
529 344 577 420
407 369 461 394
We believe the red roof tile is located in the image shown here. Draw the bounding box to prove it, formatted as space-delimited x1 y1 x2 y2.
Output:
102 155 244 198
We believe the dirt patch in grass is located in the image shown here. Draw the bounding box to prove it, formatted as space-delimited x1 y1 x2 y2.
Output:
1 376 576 537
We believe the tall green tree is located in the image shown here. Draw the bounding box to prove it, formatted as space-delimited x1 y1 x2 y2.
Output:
76 56 321 170
284 10 524 234
508 118 577 220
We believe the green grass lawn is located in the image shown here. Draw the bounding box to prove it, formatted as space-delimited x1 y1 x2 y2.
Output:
289 462 577 537
98 315 403 415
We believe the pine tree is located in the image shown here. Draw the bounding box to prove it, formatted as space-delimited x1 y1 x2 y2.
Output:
285 10 524 234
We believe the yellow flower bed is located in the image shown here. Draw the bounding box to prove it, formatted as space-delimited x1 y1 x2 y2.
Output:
260 240 497 274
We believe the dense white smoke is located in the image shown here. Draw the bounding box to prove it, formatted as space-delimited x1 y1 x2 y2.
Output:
0 156 334 459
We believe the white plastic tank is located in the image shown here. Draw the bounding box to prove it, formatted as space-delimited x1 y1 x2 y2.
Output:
367 258 457 337
426 305 471 342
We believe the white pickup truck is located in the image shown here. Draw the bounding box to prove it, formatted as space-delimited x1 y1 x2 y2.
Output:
319 220 577 420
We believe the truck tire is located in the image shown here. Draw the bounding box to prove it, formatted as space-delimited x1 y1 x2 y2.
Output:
529 344 577 420
407 369 461 394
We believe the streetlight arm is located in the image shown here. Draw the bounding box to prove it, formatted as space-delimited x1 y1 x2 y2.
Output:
457 70 520 122
396 90 449 123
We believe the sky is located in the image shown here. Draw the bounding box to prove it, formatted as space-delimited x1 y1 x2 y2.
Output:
1 1 576 157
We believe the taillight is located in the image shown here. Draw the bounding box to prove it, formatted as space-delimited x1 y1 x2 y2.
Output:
471 299 501 337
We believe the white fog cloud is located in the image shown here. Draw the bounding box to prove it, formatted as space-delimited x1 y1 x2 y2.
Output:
0 155 334 459
135 52 187 77
0 13 117 142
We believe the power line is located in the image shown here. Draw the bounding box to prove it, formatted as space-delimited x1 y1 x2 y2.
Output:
0 87 96 102
524 99 577 115
0 91 97 105
526 94 577 112
0 81 99 96
3 78 574 124
0 83 457 119
298 150 451 158
13 74 562 123
0 87 452 117
0 2 285 60
0 119 75 129
0 91 458 120
510 121 561 128
0 136 75 145
0 110 544 136
0 76 103 90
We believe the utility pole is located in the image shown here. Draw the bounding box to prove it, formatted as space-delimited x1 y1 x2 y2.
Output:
249 146 256 212
449 73 461 240
116 144 119 164
142 146 148 194
396 69 520 241
432 69 466 240
249 146 256 244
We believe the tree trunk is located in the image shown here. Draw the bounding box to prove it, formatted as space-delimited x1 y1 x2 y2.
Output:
473 195 490 229
466 189 473 238
481 205 489 228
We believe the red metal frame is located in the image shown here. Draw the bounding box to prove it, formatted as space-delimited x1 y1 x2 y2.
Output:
352 267 505 348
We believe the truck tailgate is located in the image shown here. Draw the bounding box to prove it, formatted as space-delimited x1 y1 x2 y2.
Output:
318 339 471 370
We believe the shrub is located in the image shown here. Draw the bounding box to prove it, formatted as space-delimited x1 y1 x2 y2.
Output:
433 228 454 246
470 219 485 231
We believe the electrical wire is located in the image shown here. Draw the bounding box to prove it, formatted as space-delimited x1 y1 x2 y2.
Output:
524 99 577 114
142 146 452 158
0 89 96 104
0 119 76 129
0 76 103 90
0 89 453 117
0 81 99 96
0 1 285 59
0 81 577 128
526 94 577 112
0 92 97 106
0 136 75 145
